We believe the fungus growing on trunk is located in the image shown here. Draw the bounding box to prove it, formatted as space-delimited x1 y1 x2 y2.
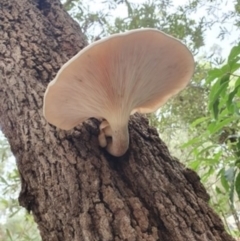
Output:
43 28 194 157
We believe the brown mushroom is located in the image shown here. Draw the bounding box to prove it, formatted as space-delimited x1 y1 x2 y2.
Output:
43 28 194 157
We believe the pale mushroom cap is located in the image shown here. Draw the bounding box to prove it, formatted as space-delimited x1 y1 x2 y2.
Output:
43 28 194 131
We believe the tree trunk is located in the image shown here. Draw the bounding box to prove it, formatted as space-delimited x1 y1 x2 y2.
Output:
0 0 235 240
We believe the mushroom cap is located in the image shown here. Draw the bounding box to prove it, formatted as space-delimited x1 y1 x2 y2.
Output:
43 28 194 131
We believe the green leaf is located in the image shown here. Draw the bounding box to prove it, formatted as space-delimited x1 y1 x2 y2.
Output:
235 159 240 168
190 116 210 127
228 44 240 62
209 79 229 119
9 208 20 218
188 160 201 170
0 176 8 185
201 166 214 182
229 60 240 73
209 116 237 134
229 170 236 204
224 167 235 183
235 76 240 87
125 0 133 15
220 169 230 192
219 73 230 85
196 145 218 157
212 98 220 119
209 76 229 101
181 136 202 148
6 229 13 241
215 186 223 194
206 68 223 84
201 158 220 165
235 172 240 200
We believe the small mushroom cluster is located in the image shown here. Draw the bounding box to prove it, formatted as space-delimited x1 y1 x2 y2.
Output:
43 28 194 157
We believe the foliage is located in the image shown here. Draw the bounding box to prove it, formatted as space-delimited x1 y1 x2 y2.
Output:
0 134 41 241
64 0 205 52
183 43 240 234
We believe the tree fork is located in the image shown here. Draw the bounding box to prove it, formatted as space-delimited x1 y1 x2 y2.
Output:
0 0 235 240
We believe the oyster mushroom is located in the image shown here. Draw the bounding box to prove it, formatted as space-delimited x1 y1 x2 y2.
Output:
43 28 194 157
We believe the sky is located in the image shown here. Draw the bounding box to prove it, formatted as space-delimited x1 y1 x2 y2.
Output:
87 0 239 59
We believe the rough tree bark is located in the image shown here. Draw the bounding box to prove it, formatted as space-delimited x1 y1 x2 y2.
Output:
0 0 236 241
